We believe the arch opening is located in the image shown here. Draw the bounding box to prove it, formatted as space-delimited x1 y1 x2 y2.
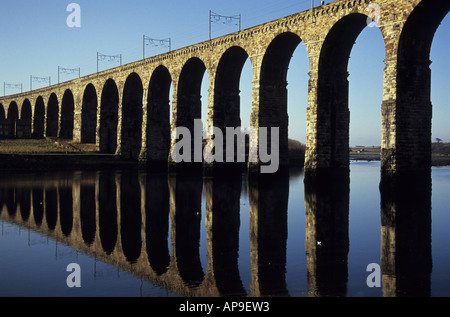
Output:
171 57 207 170
99 79 119 154
145 66 172 166
391 0 450 172
316 13 379 171
60 90 75 139
121 73 143 160
46 94 59 137
259 32 302 171
19 99 32 138
81 84 98 144
33 97 45 138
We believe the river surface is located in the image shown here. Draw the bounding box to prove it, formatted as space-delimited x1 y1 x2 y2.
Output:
0 161 449 297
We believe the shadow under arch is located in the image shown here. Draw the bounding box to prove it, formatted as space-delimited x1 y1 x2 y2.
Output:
60 89 75 139
99 79 119 154
144 65 172 170
46 93 59 137
20 99 32 138
33 97 45 138
81 84 98 144
120 73 143 160
7 102 18 137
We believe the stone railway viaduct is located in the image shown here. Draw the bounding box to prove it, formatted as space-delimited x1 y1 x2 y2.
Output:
0 0 448 174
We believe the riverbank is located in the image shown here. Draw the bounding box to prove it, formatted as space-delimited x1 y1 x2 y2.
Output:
1 139 449 171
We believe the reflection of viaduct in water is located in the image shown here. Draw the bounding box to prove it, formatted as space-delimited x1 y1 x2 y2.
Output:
0 0 448 175
0 171 291 297
0 170 433 297
303 171 432 297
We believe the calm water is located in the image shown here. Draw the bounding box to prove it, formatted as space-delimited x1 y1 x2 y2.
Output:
0 161 449 297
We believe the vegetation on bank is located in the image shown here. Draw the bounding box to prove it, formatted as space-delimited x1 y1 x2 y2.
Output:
1 138 450 167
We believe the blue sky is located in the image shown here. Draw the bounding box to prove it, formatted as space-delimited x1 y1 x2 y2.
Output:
0 0 448 146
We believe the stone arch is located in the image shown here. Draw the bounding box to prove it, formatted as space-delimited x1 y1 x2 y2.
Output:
171 57 207 169
20 99 32 138
145 65 172 166
121 72 143 160
7 102 19 137
390 0 450 172
99 79 119 154
258 32 302 170
212 46 250 166
46 93 59 137
316 13 381 171
60 89 75 139
21 99 32 121
7 101 19 122
33 96 45 138
81 83 98 144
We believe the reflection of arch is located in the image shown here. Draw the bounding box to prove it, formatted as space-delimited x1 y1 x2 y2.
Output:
33 97 45 138
145 66 172 166
17 188 31 221
204 174 245 296
258 33 302 169
5 188 17 217
248 172 289 296
98 171 118 255
99 79 119 154
379 173 432 297
60 90 75 139
304 171 349 297
120 171 142 263
45 188 58 231
46 93 59 137
80 180 96 246
169 175 204 287
387 0 450 173
121 73 143 160
145 174 170 275
81 84 98 143
32 188 44 226
59 187 73 237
